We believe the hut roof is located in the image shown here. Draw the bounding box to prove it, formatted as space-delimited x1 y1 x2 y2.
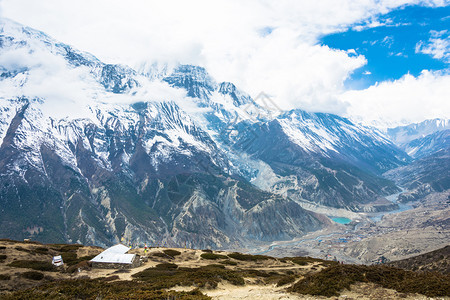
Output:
91 244 136 264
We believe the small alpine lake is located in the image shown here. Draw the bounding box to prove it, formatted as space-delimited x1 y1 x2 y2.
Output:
330 217 352 224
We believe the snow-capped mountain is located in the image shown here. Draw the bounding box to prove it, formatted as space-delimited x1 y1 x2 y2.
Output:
0 18 322 247
401 129 450 159
387 119 449 150
386 119 449 159
0 18 418 246
224 110 409 210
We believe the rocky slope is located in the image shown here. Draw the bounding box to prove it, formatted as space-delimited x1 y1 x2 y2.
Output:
384 147 450 202
401 129 450 159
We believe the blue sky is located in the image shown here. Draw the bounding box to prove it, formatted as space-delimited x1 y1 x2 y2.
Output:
321 5 450 89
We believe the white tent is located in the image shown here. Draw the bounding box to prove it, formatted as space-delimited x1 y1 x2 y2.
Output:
91 244 136 265
52 255 63 266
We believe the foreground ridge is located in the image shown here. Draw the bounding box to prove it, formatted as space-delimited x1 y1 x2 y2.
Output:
0 239 448 299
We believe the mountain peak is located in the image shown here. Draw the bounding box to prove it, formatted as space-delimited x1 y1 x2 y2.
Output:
217 81 253 106
163 64 217 99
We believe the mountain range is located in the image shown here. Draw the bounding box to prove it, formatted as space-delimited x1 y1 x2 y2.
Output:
0 18 448 248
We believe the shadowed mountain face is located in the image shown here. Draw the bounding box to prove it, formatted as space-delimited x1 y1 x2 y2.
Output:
384 147 450 202
0 18 415 247
384 120 450 202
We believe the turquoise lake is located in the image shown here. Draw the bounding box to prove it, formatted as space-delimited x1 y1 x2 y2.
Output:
330 217 352 224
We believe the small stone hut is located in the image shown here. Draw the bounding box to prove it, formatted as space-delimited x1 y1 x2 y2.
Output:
90 244 140 269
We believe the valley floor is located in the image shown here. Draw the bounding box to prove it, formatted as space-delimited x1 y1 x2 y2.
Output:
248 191 450 264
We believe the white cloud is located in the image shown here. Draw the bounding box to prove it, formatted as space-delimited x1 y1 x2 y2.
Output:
341 70 450 128
0 46 99 119
416 30 450 62
1 0 449 124
0 44 189 119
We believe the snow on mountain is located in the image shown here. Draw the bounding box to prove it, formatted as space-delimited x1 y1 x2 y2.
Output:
226 109 409 210
387 118 450 146
275 110 393 155
386 118 450 159
403 129 450 158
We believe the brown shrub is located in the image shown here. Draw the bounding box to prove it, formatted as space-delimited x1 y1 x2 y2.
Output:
0 274 11 280
21 271 44 281
227 252 273 261
15 246 31 253
3 278 211 299
59 244 83 252
163 249 181 257
200 253 228 260
101 275 120 282
8 260 55 272
33 247 49 254
152 252 173 259
133 264 244 289
219 260 238 266
155 263 178 270
67 260 91 273
277 275 296 287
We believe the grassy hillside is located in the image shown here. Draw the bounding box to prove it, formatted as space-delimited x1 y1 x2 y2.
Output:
1 239 449 299
388 245 450 274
